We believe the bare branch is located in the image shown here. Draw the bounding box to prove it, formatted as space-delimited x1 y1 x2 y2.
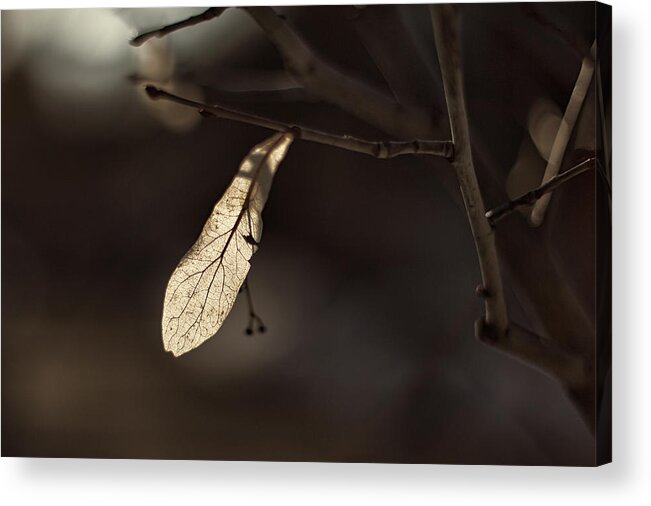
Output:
431 5 509 337
241 6 442 139
486 157 596 225
478 321 589 391
478 320 594 431
145 85 454 159
529 40 596 227
130 7 227 47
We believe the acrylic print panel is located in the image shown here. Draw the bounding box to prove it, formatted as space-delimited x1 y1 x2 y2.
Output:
1 3 611 465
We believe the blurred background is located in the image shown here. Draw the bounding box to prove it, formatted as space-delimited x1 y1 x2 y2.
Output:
2 4 601 464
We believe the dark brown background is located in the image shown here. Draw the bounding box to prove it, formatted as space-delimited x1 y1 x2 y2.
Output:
2 3 603 464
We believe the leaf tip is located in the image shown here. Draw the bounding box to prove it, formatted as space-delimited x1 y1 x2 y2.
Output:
163 340 186 358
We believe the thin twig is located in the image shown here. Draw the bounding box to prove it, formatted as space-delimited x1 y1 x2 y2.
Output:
486 157 596 225
431 5 509 338
130 7 227 47
131 7 446 141
241 6 441 139
145 85 454 159
529 40 596 227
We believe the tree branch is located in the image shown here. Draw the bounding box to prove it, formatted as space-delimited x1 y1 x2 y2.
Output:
145 85 454 159
431 9 594 428
529 40 596 227
479 321 590 391
485 157 596 225
130 7 227 47
431 5 509 338
481 321 594 430
241 6 442 139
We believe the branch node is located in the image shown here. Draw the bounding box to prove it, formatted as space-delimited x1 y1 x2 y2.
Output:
474 317 499 344
444 142 455 161
287 125 302 139
379 141 391 159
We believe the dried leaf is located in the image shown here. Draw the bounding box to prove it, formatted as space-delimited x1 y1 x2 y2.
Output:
162 132 294 356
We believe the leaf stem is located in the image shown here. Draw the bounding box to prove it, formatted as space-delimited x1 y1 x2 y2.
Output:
242 279 266 335
145 85 454 159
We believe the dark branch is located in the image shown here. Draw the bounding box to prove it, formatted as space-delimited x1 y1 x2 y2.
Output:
145 85 454 159
478 321 589 390
530 40 596 226
485 157 596 225
241 6 442 139
130 7 227 47
431 5 509 337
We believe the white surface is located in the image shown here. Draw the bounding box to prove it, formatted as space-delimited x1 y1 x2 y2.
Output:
1 0 650 504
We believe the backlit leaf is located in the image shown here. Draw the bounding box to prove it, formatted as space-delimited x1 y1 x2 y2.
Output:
162 132 294 356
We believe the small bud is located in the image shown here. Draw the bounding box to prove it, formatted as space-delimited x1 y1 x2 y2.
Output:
245 327 253 336
475 284 490 298
144 85 161 99
258 325 266 333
